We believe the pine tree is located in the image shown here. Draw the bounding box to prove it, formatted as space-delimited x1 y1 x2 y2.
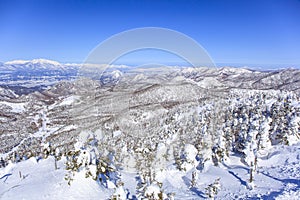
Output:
190 170 198 188
205 178 221 199
0 157 5 168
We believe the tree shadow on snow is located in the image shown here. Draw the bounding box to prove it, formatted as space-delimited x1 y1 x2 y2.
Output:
228 170 247 187
182 176 205 198
223 162 249 171
0 173 12 183
261 172 300 186
182 176 191 187
256 172 300 199
190 187 206 198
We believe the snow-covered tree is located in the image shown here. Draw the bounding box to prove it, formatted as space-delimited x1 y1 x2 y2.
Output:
205 178 221 199
190 170 198 188
111 181 128 200
0 157 6 168
65 131 117 186
257 115 272 151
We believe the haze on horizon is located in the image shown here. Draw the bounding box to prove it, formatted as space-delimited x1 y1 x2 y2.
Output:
0 0 300 68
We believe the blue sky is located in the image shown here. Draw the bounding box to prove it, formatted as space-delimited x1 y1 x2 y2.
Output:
0 0 300 67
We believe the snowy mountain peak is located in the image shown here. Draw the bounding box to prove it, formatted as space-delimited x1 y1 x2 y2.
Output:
5 58 61 66
4 60 30 65
219 66 252 74
111 70 122 78
31 59 61 66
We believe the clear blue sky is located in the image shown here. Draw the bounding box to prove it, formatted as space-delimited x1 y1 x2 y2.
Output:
1 0 300 67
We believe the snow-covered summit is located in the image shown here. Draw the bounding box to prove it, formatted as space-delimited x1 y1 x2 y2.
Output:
31 58 61 66
219 66 253 74
111 70 122 79
5 58 61 66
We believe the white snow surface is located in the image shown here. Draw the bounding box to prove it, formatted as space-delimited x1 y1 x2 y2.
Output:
59 95 80 106
196 77 224 88
1 142 299 199
0 157 111 200
0 101 26 113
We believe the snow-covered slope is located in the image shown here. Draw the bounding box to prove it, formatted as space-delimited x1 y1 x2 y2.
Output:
1 60 300 199
0 157 111 200
0 87 18 99
1 142 299 199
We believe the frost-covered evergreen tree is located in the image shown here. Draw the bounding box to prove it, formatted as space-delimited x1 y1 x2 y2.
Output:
0 157 6 168
65 131 117 186
111 181 128 200
205 178 221 199
257 115 272 151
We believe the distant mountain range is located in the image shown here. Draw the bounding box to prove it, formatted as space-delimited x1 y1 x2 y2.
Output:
1 59 300 95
